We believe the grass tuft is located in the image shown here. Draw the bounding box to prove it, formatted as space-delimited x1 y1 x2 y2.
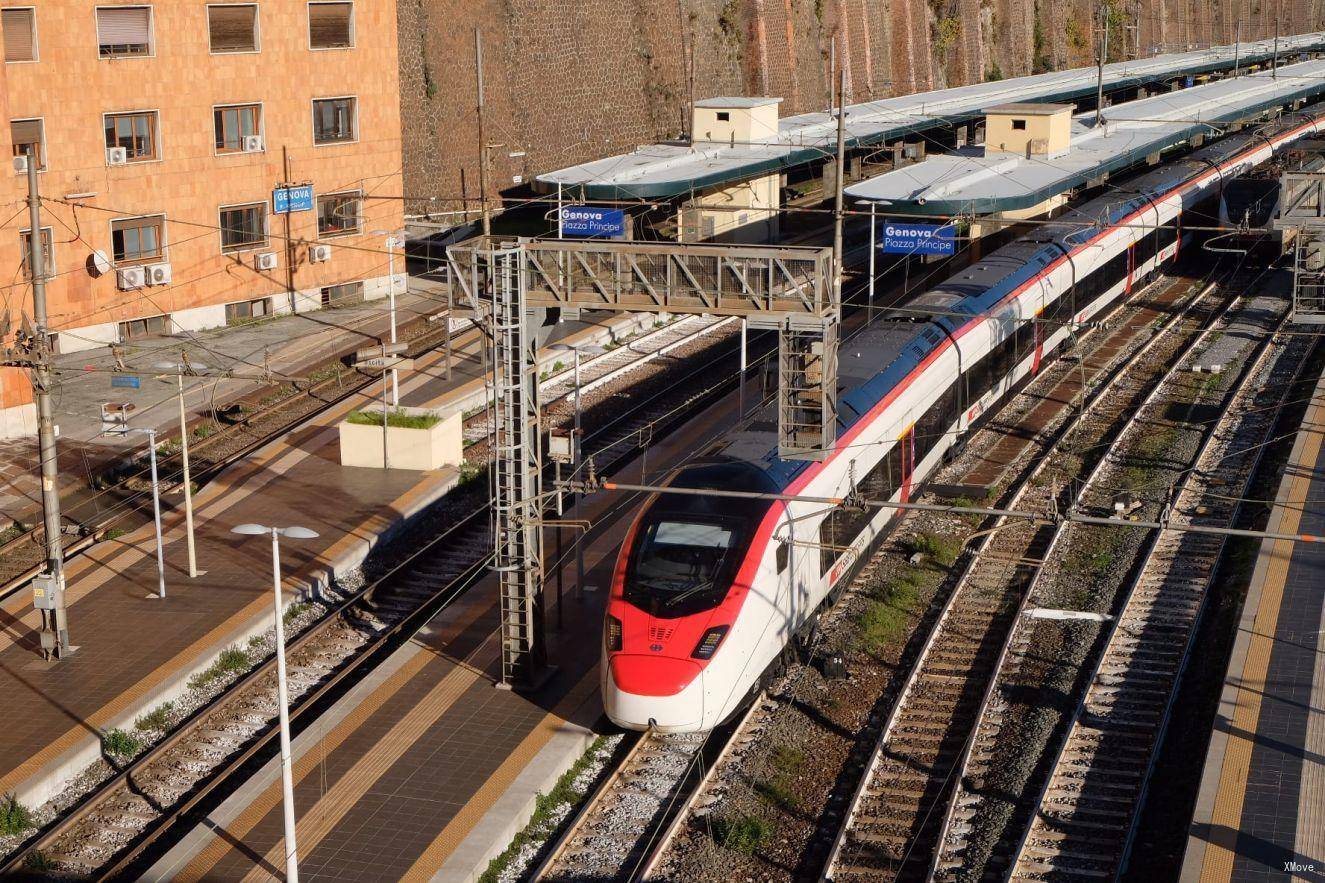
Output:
134 702 175 733
0 794 33 837
23 849 54 871
189 646 250 690
714 814 770 855
912 531 961 567
101 728 141 758
283 602 311 627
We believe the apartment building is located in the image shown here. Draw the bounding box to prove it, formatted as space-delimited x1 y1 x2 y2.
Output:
0 1 404 437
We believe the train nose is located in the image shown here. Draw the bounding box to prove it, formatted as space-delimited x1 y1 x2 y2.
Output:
609 654 701 696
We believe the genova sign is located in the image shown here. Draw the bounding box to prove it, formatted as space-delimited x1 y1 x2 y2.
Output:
559 206 627 238
273 183 315 214
878 222 956 256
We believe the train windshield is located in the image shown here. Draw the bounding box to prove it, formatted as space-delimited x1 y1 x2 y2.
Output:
626 517 744 616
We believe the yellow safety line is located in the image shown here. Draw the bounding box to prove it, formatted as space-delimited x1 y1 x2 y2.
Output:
1199 394 1325 881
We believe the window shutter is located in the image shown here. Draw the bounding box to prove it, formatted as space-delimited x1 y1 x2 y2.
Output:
209 5 256 52
11 119 41 146
2 9 35 62
308 2 352 48
97 7 151 46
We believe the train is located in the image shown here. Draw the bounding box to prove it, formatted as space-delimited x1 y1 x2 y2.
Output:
601 111 1325 733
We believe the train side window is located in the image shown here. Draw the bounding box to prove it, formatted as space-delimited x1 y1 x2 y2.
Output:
776 541 788 573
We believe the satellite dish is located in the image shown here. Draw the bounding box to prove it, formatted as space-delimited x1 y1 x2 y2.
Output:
87 251 112 277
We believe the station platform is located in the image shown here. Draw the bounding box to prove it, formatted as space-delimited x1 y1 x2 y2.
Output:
141 375 745 883
1183 364 1325 881
0 311 651 815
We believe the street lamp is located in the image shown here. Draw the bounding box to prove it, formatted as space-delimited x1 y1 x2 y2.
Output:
155 361 207 578
230 522 319 883
373 230 406 406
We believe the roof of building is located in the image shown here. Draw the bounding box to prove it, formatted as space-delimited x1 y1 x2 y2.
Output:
694 97 783 108
844 58 1325 215
534 33 1325 201
984 102 1076 115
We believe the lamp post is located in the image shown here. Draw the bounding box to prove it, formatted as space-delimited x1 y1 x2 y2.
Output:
230 522 319 883
550 341 606 601
155 361 207 578
109 426 166 600
372 230 405 406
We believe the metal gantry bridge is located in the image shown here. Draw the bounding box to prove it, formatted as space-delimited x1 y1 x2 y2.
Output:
447 236 838 686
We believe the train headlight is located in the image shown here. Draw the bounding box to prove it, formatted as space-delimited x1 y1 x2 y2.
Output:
691 625 730 660
607 615 622 652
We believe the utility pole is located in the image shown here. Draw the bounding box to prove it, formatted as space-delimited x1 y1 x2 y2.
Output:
474 28 491 236
832 64 846 303
1273 3 1280 80
1095 3 1109 128
23 148 71 659
282 148 296 313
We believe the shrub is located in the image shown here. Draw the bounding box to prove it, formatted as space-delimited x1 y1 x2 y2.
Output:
0 794 33 837
102 728 141 757
346 409 440 430
912 531 961 567
715 814 770 855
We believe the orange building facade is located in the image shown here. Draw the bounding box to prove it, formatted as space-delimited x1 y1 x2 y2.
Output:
0 1 403 437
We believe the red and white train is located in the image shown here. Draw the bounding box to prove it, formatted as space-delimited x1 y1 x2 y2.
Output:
602 112 1325 733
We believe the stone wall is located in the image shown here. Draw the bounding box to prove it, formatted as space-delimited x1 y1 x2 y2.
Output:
398 0 1325 211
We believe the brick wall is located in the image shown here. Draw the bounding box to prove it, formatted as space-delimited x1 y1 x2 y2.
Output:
400 0 1305 210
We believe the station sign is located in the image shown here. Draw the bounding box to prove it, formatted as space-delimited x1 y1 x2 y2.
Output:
273 183 315 214
110 374 141 390
559 206 627 238
878 222 956 256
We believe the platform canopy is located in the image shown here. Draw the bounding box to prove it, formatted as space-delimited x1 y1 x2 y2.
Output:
534 33 1325 201
846 58 1325 215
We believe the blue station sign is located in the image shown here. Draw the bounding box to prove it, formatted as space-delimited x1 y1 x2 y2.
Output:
110 374 141 390
559 206 627 238
273 183 315 214
878 222 956 256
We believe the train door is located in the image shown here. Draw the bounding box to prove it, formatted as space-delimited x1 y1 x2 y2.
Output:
1125 244 1136 297
1032 307 1046 375
898 428 916 504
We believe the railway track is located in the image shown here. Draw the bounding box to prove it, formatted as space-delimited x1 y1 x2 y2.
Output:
822 269 1256 882
0 316 462 596
1001 303 1308 880
0 318 757 880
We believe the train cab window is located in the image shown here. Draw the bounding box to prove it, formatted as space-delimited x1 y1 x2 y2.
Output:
625 518 743 617
776 541 788 574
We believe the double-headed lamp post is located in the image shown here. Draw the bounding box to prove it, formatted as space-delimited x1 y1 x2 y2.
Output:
155 361 207 578
230 522 319 883
549 341 606 600
111 426 166 600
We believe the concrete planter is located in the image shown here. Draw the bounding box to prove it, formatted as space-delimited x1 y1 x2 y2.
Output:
338 407 462 471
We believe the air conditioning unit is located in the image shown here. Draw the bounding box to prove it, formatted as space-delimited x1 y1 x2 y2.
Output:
309 244 332 263
106 147 128 166
12 155 28 175
242 135 264 153
146 262 172 286
116 266 146 290
254 252 278 271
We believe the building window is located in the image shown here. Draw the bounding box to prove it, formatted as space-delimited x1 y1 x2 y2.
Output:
111 215 164 264
214 103 261 153
2 8 37 62
118 314 170 341
104 111 158 161
312 97 355 145
219 203 267 253
11 119 44 170
96 6 152 58
207 4 258 53
225 297 271 324
317 190 362 237
321 281 363 308
716 111 730 121
19 227 53 279
1011 119 1027 131
308 2 353 49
